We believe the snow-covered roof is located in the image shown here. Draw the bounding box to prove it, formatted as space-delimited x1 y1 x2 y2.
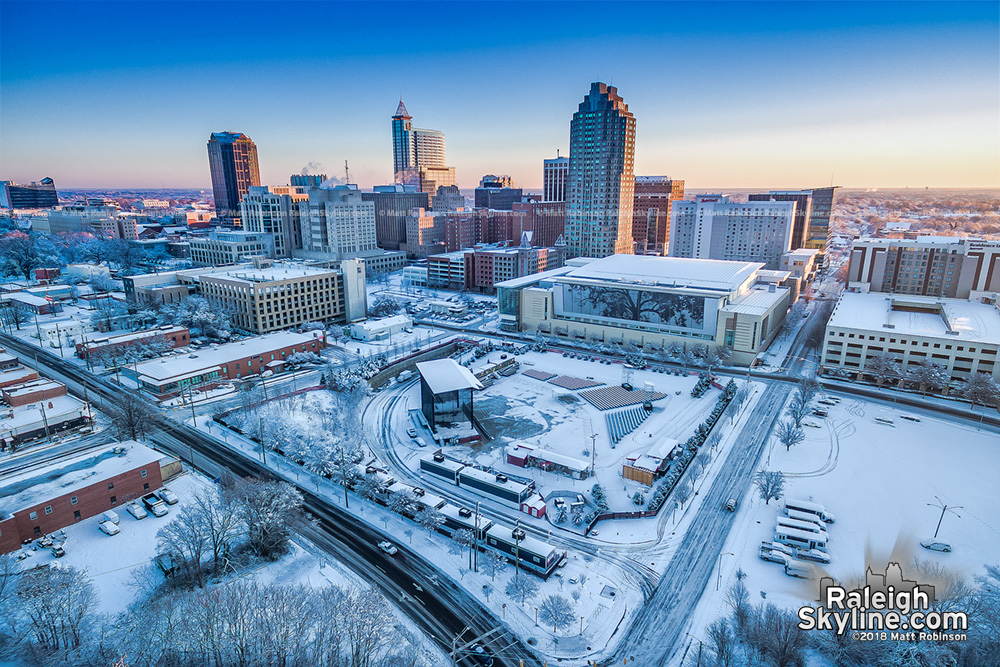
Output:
522 446 590 472
416 359 483 394
561 254 763 294
420 454 466 473
352 314 412 333
4 292 48 306
458 466 532 495
828 293 1000 344
493 266 576 290
2 379 63 398
0 366 36 384
134 331 318 383
485 523 556 557
721 285 789 316
0 395 85 435
83 325 186 349
647 437 679 461
0 441 162 518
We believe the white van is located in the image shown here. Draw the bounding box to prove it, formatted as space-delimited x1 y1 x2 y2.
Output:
786 509 829 529
101 510 120 525
776 516 829 539
784 498 835 524
775 526 827 552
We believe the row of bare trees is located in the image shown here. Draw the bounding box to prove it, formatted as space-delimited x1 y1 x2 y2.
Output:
863 352 1000 407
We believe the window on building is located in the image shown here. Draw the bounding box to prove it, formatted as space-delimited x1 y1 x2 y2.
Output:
74 510 81 521
108 482 114 491
141 469 147 478
71 496 78 505
110 496 117 506
29 511 37 521
44 506 52 515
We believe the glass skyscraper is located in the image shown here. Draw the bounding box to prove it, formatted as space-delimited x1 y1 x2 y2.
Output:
565 82 636 258
391 100 451 195
207 131 260 226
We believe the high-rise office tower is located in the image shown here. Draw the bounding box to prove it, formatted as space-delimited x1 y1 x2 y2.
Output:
241 185 309 257
0 177 58 209
565 83 636 258
669 194 796 269
391 100 453 194
747 187 839 252
543 155 569 202
207 132 260 226
632 176 685 256
475 175 523 210
298 185 377 258
361 184 430 251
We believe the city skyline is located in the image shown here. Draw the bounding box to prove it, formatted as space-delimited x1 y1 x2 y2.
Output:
1 1 998 190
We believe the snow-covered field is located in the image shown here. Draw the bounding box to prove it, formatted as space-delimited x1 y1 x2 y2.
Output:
686 394 1000 643
431 349 722 521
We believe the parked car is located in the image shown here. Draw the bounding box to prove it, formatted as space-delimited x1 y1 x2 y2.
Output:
759 546 789 564
158 487 179 505
378 541 398 555
142 493 169 517
101 510 120 525
127 502 148 520
99 521 120 536
51 545 66 558
920 541 952 552
795 549 832 564
406 427 417 438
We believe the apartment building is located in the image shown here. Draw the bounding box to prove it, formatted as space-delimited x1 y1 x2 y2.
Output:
846 237 1000 298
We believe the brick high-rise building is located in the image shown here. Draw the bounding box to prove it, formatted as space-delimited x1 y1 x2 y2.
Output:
632 176 684 256
512 200 565 248
361 184 429 251
565 83 636 258
747 187 839 252
207 132 260 226
543 156 568 203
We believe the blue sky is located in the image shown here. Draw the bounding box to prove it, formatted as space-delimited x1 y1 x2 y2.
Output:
1 1 997 189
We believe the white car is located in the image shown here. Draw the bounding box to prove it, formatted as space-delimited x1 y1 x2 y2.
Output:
99 521 120 536
378 541 398 556
406 427 417 438
759 547 789 565
126 502 148 520
920 541 952 553
158 488 179 505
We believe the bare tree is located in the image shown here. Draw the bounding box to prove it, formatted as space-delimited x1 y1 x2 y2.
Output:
775 420 805 451
786 390 811 427
674 479 693 509
706 618 736 667
230 478 303 560
538 594 576 633
109 392 158 441
14 564 96 654
505 574 540 606
754 470 786 505
157 505 210 588
694 451 712 478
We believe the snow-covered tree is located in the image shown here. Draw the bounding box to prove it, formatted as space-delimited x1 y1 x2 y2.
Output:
865 352 901 386
13 564 95 655
754 469 785 505
538 594 576 633
674 479 693 509
775 420 805 451
480 549 508 581
505 574 540 606
906 359 950 395
229 478 303 560
961 372 1000 409
786 390 811 427
109 393 157 441
414 507 444 534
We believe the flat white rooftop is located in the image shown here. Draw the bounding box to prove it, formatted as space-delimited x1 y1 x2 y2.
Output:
0 441 160 518
721 285 789 316
134 331 318 383
561 254 763 293
828 292 1000 344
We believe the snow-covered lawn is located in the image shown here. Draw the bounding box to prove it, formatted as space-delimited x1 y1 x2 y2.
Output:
685 394 1000 643
431 349 722 521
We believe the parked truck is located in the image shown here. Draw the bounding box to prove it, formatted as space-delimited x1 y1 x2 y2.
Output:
141 493 169 517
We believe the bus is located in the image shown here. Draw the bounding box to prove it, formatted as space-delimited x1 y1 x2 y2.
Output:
775 526 828 552
776 516 829 538
784 498 835 524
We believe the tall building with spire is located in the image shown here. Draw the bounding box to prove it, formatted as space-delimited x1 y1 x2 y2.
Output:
391 100 455 199
565 82 636 258
207 132 260 227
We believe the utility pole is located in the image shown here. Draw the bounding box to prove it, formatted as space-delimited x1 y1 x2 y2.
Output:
39 400 52 443
340 445 350 508
589 433 597 476
33 312 41 342
259 416 266 465
54 322 64 357
474 501 480 571
927 496 963 539
188 385 197 427
514 518 521 579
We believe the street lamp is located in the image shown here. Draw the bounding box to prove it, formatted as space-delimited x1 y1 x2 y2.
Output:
926 496 963 539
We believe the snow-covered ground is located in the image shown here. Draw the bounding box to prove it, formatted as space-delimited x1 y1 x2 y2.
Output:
428 349 722 524
684 394 1000 646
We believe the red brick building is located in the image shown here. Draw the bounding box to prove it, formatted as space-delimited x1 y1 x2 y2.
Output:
632 177 684 256
76 325 190 360
2 379 67 407
512 200 565 249
0 442 165 553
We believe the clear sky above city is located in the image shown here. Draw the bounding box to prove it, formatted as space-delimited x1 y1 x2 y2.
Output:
1 1 997 190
